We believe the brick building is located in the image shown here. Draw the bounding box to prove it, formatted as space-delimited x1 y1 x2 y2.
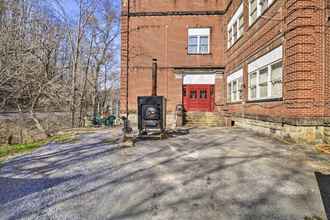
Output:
120 0 330 144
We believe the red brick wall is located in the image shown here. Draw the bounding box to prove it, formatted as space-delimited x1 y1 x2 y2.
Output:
121 0 329 124
129 16 224 69
120 2 129 114
224 0 287 118
128 0 226 12
121 0 226 113
224 0 329 122
326 1 330 118
285 0 327 118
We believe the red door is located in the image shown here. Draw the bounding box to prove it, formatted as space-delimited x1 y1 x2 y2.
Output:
183 85 214 112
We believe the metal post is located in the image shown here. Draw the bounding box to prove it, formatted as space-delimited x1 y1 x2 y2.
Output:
152 58 158 96
125 0 130 118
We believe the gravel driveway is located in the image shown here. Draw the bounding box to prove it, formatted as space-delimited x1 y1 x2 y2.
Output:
0 127 328 220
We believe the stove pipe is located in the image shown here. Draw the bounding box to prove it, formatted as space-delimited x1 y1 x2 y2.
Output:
152 58 157 96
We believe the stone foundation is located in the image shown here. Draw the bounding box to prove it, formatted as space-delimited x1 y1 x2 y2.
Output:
233 117 330 144
184 112 225 127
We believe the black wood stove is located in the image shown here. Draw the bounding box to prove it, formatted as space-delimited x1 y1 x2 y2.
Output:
138 96 166 134
137 59 166 135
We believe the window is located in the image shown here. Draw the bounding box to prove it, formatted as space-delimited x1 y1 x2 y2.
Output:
249 0 257 24
227 3 243 48
188 28 210 54
249 72 257 99
259 67 268 98
227 83 232 102
249 0 274 25
238 15 244 36
248 46 283 100
238 77 243 100
260 0 269 13
270 61 283 98
199 36 209 53
248 60 283 100
228 28 233 48
200 89 208 99
227 69 243 103
233 21 238 42
188 36 198 54
190 90 197 99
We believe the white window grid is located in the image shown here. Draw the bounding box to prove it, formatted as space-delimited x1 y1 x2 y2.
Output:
248 60 283 100
188 28 210 54
227 4 244 48
227 78 243 103
249 0 274 26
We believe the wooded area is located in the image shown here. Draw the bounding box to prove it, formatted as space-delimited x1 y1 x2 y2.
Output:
0 0 120 136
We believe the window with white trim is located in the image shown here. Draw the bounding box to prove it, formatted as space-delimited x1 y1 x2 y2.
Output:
228 28 233 48
249 0 257 24
260 0 269 13
248 46 283 100
249 0 274 25
259 67 268 98
248 60 283 100
227 3 243 48
227 69 243 103
270 61 283 98
188 28 210 54
238 15 244 36
227 82 232 102
249 72 257 99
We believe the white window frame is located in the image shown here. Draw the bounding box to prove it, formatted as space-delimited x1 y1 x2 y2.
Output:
188 28 210 54
249 72 257 100
227 69 243 103
248 46 283 101
249 0 274 26
227 3 243 48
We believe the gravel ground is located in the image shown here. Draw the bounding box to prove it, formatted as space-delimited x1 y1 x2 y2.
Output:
0 127 328 220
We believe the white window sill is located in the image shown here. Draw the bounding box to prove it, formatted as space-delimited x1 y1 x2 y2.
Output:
247 97 283 103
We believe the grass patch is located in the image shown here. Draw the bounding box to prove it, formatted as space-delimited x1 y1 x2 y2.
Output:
49 133 76 144
103 138 120 145
0 133 76 162
304 216 324 220
0 140 47 160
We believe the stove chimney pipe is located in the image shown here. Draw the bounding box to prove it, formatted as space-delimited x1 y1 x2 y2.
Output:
152 58 158 96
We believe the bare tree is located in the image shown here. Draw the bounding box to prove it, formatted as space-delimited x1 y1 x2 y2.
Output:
0 0 120 139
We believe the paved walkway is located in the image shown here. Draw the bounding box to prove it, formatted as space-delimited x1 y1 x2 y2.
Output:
0 128 328 220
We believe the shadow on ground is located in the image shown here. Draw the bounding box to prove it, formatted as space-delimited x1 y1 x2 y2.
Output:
0 128 328 220
0 176 76 205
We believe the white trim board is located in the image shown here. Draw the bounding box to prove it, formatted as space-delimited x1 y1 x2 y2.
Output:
227 4 243 32
183 74 215 85
227 68 243 82
188 28 210 36
248 46 283 73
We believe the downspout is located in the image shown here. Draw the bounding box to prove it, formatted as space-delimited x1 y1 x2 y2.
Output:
126 0 130 118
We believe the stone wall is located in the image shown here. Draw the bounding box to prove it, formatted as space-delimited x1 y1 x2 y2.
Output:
233 117 330 145
0 112 71 145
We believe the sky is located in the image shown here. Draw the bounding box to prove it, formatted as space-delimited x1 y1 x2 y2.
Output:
51 0 121 19
60 0 78 15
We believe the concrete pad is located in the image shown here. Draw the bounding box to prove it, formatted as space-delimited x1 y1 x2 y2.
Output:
0 128 328 220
